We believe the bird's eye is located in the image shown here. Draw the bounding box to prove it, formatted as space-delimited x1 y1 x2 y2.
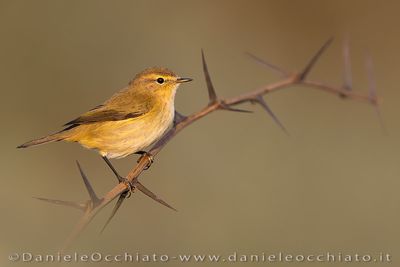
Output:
156 77 165 84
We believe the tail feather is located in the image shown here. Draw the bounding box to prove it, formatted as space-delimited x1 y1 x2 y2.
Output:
17 133 64 148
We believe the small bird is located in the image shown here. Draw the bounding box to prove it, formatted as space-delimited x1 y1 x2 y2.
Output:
18 67 192 186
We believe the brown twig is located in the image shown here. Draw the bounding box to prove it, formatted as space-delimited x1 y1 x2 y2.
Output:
35 38 381 252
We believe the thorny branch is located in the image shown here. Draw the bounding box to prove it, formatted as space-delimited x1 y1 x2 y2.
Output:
36 38 382 252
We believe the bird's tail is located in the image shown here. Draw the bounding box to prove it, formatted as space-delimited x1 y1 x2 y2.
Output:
17 132 65 149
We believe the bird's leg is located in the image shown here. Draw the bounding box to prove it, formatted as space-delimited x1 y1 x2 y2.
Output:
101 156 125 182
135 151 154 170
102 156 134 197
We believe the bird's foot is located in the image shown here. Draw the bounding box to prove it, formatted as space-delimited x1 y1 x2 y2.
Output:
136 151 154 170
118 176 135 198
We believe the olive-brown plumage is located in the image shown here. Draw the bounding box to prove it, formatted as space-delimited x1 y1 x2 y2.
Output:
18 67 192 159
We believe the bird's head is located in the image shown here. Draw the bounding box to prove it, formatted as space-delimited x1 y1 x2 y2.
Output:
130 67 192 99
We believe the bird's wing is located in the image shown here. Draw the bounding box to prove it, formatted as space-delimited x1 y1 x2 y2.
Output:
64 87 152 127
63 108 145 126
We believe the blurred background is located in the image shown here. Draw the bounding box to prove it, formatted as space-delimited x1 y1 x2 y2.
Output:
0 0 399 266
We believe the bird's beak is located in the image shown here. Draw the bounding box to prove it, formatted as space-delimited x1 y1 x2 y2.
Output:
176 77 193 83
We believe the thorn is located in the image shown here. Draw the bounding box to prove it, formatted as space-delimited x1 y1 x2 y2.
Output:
174 111 187 125
100 192 128 233
365 54 377 101
33 197 87 211
76 161 100 206
220 102 253 113
299 37 334 81
365 53 387 133
201 49 218 104
245 52 289 76
102 156 124 183
342 36 353 92
136 182 177 211
256 96 289 135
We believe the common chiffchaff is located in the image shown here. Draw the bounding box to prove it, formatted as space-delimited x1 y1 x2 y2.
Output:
18 67 192 160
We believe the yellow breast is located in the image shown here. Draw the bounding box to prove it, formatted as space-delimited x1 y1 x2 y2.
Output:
65 96 175 159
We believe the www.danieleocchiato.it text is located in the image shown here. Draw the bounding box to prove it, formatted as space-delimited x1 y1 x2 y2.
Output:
8 251 392 263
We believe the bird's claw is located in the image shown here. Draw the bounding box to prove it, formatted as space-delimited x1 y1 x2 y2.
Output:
118 176 135 198
137 152 154 170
